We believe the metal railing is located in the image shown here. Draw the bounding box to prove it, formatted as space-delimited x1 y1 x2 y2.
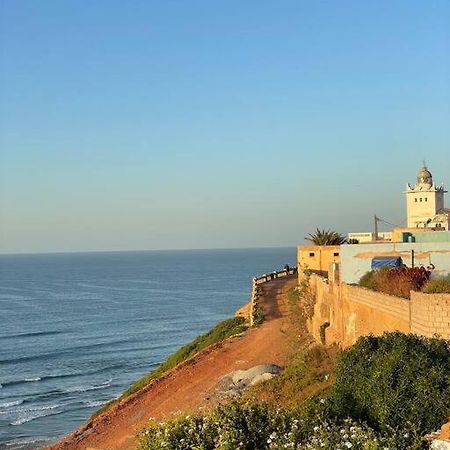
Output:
249 267 297 326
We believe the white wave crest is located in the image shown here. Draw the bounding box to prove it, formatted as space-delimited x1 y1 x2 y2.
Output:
24 377 41 382
66 378 112 393
0 400 23 408
10 406 62 426
83 400 108 408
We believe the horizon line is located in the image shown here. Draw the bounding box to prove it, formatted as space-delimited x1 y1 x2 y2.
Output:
0 244 299 257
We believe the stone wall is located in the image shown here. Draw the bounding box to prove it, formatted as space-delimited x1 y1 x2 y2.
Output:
307 275 450 347
410 291 450 337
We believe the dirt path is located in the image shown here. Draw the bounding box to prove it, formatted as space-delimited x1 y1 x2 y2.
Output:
48 276 297 450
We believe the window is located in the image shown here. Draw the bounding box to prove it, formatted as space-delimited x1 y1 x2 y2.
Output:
333 252 339 257
309 252 315 257
420 198 422 202
415 198 418 202
425 198 428 202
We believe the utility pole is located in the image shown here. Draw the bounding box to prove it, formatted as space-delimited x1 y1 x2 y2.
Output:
374 214 379 241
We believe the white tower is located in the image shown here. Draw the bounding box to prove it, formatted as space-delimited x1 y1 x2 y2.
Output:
404 165 447 229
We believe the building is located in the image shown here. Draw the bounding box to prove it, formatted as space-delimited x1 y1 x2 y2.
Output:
297 245 340 281
348 164 449 242
340 236 450 284
299 164 450 283
405 165 449 230
348 231 392 243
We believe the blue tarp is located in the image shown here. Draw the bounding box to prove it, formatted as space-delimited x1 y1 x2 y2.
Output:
371 256 403 270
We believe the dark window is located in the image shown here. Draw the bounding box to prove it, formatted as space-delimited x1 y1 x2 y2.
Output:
333 252 339 257
309 252 315 257
420 198 422 202
415 198 418 202
425 198 428 202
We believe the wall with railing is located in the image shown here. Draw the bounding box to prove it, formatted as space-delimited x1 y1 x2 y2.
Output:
249 267 297 325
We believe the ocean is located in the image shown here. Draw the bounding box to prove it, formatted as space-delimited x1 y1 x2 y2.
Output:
0 248 295 449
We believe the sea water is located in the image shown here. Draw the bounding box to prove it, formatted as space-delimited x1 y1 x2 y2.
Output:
0 248 295 449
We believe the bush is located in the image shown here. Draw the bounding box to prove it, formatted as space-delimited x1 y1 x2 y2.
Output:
329 333 450 435
139 401 428 450
358 270 375 289
358 267 431 299
252 306 264 326
423 275 450 294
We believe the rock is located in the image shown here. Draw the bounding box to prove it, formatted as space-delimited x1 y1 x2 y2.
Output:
251 372 275 386
231 364 282 384
205 364 283 404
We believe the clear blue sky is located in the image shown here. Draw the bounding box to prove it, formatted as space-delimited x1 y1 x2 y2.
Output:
1 0 449 253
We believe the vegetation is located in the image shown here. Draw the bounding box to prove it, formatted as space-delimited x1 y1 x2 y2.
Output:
423 274 450 294
93 317 247 417
329 333 450 435
139 332 450 449
305 228 347 246
139 402 399 450
122 316 247 398
242 344 336 409
252 305 264 326
358 267 431 299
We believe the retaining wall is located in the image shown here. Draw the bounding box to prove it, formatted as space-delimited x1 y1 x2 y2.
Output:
307 275 450 347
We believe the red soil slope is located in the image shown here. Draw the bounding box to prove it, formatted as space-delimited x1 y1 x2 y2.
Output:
48 276 296 450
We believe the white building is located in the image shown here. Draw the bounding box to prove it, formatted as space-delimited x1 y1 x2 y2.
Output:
348 164 449 243
405 165 449 230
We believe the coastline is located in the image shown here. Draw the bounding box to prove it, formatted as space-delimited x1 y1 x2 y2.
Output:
46 276 296 450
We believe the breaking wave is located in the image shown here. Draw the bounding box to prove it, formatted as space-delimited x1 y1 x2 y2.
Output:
10 404 62 426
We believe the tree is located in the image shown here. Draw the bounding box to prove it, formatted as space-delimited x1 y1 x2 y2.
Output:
305 228 347 246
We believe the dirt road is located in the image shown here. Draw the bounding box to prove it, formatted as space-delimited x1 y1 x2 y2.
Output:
48 276 296 450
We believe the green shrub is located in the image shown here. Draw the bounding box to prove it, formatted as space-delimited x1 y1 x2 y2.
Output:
252 306 264 326
423 275 450 294
329 332 450 435
358 270 375 289
139 401 428 450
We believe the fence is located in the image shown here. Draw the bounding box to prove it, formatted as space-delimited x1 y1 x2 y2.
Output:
249 267 297 326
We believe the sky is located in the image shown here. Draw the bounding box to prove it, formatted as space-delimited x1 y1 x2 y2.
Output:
0 0 449 254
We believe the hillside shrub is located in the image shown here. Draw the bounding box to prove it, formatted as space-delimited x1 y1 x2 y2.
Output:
329 333 450 435
123 316 247 397
93 316 247 418
358 267 431 298
423 274 450 294
139 401 427 450
252 306 264 326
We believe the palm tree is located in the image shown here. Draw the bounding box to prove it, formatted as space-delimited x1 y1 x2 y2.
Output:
305 228 347 246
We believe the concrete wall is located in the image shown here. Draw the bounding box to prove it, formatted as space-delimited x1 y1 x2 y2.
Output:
307 275 450 348
297 245 340 282
341 241 450 284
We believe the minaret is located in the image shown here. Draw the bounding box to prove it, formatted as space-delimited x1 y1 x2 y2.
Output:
404 165 446 228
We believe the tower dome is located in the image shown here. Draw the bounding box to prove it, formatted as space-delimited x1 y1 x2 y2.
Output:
416 165 433 187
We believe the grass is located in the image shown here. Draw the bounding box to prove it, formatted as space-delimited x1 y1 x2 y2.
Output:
92 316 247 418
241 343 337 409
423 274 450 293
242 287 338 409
